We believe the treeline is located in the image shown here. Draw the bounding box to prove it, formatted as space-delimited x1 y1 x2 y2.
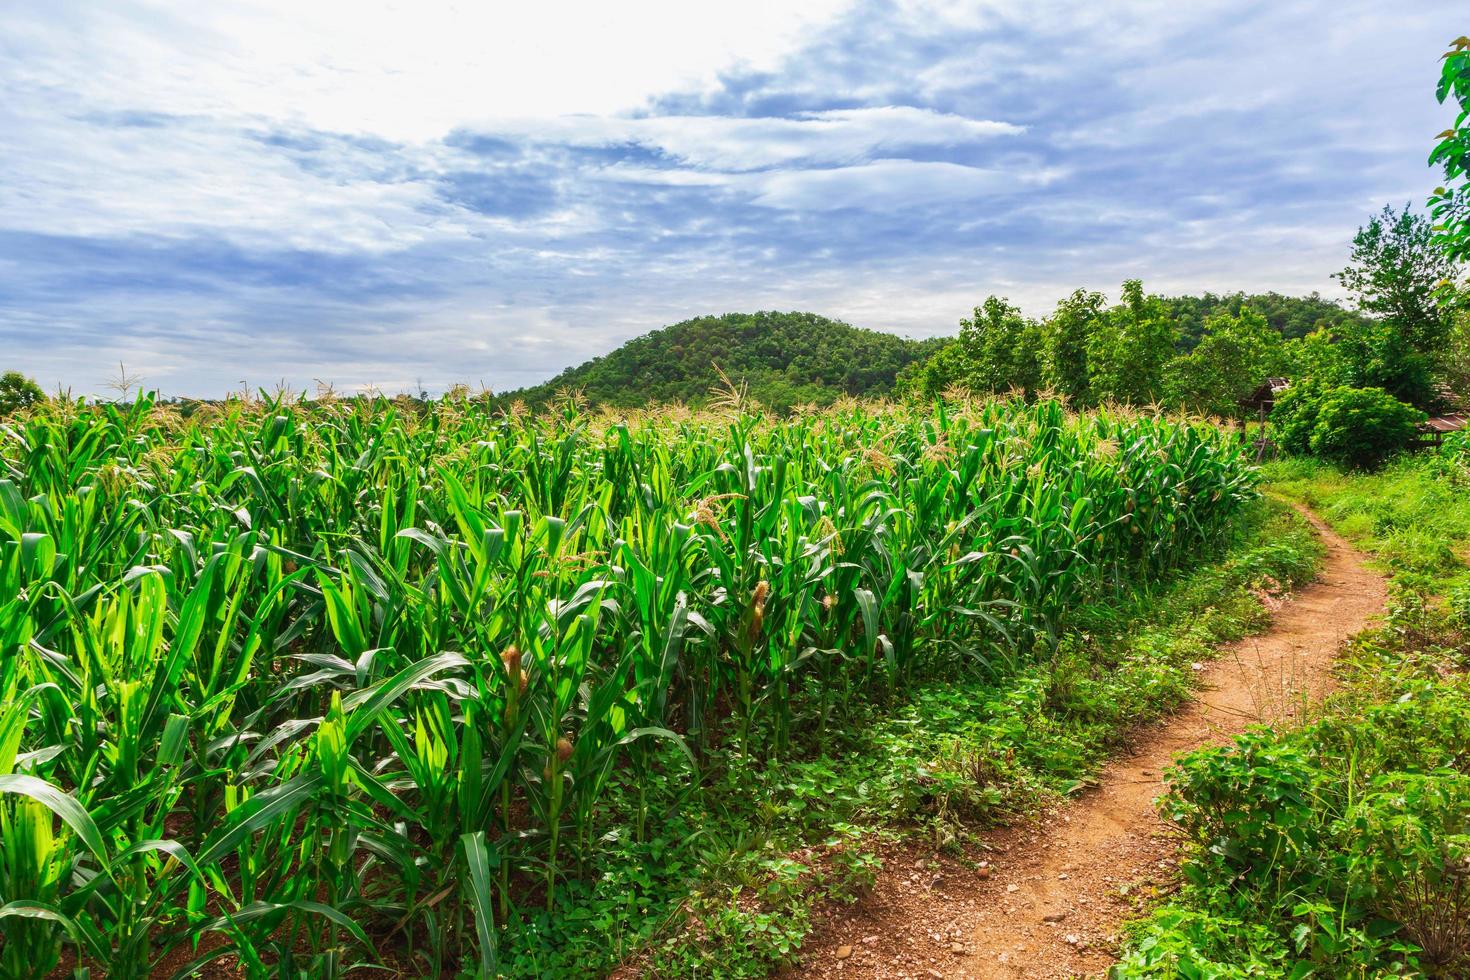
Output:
901 206 1466 419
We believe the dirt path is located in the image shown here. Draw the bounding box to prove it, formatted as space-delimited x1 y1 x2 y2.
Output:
791 507 1385 979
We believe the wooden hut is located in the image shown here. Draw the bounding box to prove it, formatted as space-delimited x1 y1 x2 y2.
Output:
1240 378 1289 461
1415 384 1468 448
1240 378 1290 423
1417 411 1468 448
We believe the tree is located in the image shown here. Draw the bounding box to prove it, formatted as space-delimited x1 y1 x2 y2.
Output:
498 311 938 411
1443 297 1470 403
1162 309 1286 417
896 339 972 400
1087 280 1177 405
1281 326 1352 386
1430 36 1470 263
1329 316 1436 408
1335 205 1457 351
1329 205 1461 406
0 371 45 417
956 296 1043 396
1041 289 1105 405
1163 291 1369 349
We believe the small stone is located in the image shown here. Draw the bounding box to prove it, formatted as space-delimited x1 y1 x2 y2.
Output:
950 943 966 954
977 866 991 879
1043 912 1067 923
836 945 853 959
1063 933 1081 946
1006 883 1019 892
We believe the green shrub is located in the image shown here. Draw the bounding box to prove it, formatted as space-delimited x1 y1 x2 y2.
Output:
1271 383 1423 469
1267 379 1326 455
1307 386 1424 469
1445 429 1470 464
1123 675 1470 977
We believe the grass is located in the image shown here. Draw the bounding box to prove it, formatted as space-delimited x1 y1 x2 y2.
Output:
1261 453 1470 596
590 499 1322 978
1118 448 1470 979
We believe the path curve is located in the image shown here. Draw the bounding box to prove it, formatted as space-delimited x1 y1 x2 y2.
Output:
792 506 1385 980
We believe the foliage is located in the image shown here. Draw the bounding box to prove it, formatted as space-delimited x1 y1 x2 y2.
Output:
1162 310 1288 417
1305 386 1425 470
1335 205 1458 352
498 311 943 412
894 338 970 401
1270 384 1423 469
1086 280 1179 406
1443 300 1470 402
0 372 45 417
909 282 1195 410
1329 317 1438 408
0 393 1256 976
1331 205 1458 406
1121 456 1470 979
1430 36 1470 264
1164 291 1371 351
1040 288 1107 405
1122 682 1470 978
1267 379 1327 456
956 297 1044 396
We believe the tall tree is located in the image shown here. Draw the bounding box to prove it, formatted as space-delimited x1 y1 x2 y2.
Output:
957 296 1043 396
1087 280 1177 405
1334 205 1458 353
1041 289 1106 405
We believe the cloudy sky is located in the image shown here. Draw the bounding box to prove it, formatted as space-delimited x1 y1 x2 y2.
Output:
1 1 1461 397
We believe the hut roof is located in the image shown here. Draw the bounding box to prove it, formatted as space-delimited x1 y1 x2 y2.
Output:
1422 412 1469 434
1241 377 1290 409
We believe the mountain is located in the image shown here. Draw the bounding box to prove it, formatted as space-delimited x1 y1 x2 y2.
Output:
500 311 945 412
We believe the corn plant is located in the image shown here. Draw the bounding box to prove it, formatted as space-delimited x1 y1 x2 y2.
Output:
0 393 1255 976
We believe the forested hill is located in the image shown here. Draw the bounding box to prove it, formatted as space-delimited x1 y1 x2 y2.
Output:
500 311 944 411
1165 291 1369 350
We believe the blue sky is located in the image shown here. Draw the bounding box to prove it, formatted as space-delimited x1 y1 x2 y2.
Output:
1 1 1461 397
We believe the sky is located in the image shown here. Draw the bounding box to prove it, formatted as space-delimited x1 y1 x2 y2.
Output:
1 1 1462 397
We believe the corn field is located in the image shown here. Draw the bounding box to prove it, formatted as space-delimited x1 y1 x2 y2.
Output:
0 394 1255 977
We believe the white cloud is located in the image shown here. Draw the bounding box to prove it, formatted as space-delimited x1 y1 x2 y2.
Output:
472 106 1022 171
5 1 855 142
749 159 1064 211
0 104 455 251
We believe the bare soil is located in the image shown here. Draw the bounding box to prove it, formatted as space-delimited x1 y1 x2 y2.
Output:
787 507 1386 980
